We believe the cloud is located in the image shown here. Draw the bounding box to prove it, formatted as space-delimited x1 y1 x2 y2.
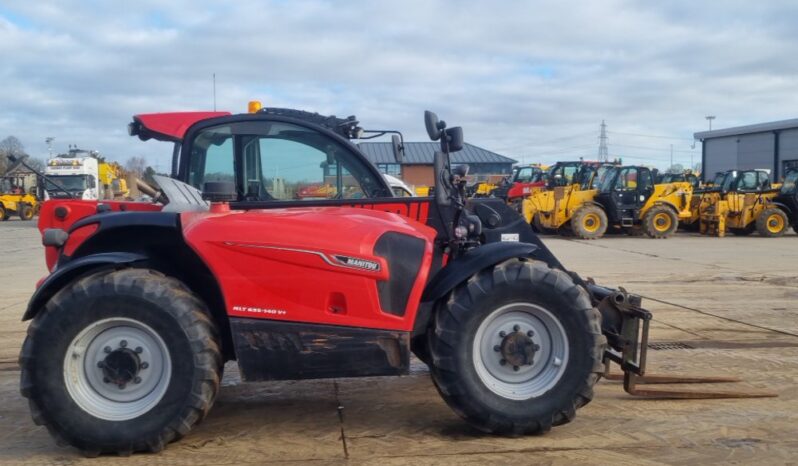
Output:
1 0 798 169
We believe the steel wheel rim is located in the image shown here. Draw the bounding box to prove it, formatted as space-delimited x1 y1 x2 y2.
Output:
767 214 784 233
473 303 569 400
654 212 672 232
63 317 172 421
583 213 600 233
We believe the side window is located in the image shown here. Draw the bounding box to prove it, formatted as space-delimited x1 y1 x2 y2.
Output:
244 122 378 201
757 172 770 190
562 166 578 183
188 126 235 189
517 167 533 182
188 122 387 200
614 168 639 190
638 168 652 191
738 171 758 191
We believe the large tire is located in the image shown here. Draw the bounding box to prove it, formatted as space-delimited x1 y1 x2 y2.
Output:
642 205 678 238
756 207 788 237
19 204 34 221
428 259 605 435
0 205 6 221
570 205 607 239
19 268 222 456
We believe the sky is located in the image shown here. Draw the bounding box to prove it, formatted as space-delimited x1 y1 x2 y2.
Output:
2 0 798 171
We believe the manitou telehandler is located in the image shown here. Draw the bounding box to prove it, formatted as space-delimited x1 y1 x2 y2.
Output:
17 106 771 456
700 169 790 237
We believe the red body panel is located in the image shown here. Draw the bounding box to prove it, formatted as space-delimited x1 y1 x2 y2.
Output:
181 207 437 331
507 180 546 200
133 112 231 141
37 200 162 271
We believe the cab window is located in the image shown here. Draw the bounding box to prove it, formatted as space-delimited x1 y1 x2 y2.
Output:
737 171 759 191
187 122 388 201
516 167 535 182
188 126 235 188
614 167 640 190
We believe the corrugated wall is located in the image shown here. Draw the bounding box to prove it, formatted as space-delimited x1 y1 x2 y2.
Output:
778 129 798 175
704 133 775 179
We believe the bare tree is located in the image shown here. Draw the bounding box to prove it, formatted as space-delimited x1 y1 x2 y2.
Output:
0 136 26 175
124 156 148 177
27 157 46 172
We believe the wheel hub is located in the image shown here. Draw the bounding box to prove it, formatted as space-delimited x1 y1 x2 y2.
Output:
64 318 170 421
100 346 144 388
499 329 539 368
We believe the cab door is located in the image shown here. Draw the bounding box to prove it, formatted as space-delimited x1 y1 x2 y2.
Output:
608 167 653 225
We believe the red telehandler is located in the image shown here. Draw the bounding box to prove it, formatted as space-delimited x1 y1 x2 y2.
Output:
16 107 770 456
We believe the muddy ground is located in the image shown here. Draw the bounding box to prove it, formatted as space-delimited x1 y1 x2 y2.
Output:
1 219 797 465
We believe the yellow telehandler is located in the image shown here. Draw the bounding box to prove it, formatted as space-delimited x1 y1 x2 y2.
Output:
525 165 693 239
699 169 788 237
0 175 39 221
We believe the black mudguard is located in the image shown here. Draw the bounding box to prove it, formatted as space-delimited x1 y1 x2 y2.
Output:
421 241 538 302
23 252 147 321
468 197 566 270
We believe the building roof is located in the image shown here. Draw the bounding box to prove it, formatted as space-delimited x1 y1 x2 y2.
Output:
694 118 798 140
357 142 517 165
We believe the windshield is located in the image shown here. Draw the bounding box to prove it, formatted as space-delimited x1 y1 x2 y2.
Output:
781 171 798 194
599 167 619 192
592 166 612 189
711 172 726 186
44 175 89 192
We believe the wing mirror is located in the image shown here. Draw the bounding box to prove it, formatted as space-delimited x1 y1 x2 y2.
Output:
425 110 443 141
444 127 464 153
391 134 404 164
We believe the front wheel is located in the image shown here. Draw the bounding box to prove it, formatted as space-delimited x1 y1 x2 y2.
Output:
19 204 34 220
19 269 222 455
756 207 788 237
642 205 678 238
429 259 605 435
571 205 607 239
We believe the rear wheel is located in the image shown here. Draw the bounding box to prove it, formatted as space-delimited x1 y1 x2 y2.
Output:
570 205 607 239
19 269 222 455
19 204 34 220
429 259 605 435
756 207 788 237
643 205 678 238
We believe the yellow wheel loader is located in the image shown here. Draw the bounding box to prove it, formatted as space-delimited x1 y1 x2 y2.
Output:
699 169 788 237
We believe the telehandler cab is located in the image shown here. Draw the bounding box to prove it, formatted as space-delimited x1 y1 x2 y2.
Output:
19 107 771 456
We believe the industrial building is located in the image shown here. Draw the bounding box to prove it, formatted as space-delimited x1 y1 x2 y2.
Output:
358 141 516 187
695 119 798 182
